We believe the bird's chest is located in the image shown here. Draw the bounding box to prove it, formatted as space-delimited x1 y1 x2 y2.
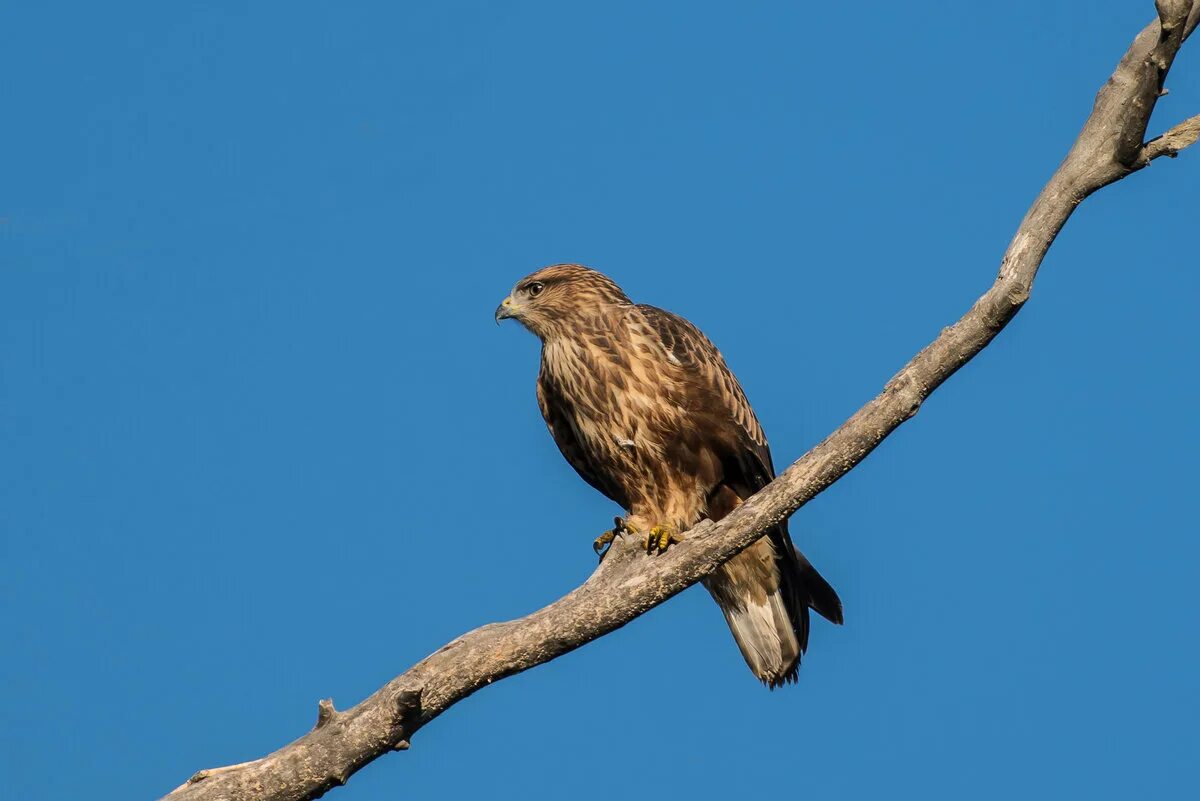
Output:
540 337 702 504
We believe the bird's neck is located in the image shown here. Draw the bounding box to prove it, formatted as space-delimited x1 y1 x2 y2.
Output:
536 305 626 347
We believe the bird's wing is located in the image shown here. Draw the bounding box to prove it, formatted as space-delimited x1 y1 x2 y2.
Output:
636 304 776 490
536 372 630 509
639 302 844 662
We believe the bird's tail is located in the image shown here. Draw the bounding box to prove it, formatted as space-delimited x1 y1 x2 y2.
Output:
704 531 842 688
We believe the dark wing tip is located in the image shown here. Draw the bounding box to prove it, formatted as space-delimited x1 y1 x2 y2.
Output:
792 546 844 626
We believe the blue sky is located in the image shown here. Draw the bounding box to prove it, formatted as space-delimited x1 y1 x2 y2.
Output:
2 2 1197 799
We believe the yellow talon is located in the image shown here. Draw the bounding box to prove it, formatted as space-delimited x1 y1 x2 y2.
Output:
657 526 672 552
594 516 634 560
645 524 682 554
595 518 682 558
592 530 616 554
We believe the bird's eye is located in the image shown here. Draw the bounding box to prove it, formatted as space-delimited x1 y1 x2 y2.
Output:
527 281 545 297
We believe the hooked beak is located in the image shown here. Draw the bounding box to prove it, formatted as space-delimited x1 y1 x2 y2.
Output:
495 296 516 324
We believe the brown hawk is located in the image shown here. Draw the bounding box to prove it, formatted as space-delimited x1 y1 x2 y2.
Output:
496 264 842 687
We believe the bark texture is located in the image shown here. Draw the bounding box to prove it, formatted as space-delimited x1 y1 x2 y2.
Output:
163 5 1199 800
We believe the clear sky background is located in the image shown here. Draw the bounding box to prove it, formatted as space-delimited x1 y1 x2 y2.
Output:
2 2 1198 800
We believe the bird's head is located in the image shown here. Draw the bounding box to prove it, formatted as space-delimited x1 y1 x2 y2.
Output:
495 264 630 339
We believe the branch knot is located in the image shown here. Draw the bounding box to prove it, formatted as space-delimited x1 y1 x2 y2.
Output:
314 698 339 730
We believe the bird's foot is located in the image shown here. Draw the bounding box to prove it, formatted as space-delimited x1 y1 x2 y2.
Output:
642 524 683 554
593 516 633 560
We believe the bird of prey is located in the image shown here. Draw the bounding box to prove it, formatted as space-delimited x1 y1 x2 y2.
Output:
496 264 842 687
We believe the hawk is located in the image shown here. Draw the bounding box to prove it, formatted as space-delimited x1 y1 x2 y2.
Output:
496 264 842 687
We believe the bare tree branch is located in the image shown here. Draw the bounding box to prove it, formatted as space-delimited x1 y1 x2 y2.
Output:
162 5 1199 800
1140 113 1200 161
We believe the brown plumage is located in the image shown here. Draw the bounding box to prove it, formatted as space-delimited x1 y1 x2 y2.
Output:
496 264 842 687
